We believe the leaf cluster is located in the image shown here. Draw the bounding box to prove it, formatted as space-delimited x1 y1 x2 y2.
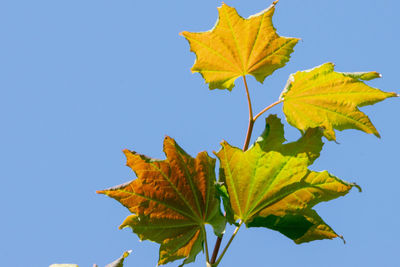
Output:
98 1 397 266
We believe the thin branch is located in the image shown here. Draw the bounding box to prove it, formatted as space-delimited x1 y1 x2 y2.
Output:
210 234 222 264
214 221 243 266
243 119 255 151
253 99 283 121
242 75 255 151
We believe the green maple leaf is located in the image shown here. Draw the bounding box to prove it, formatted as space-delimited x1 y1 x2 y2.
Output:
216 115 360 243
97 137 225 266
280 63 398 140
181 1 299 90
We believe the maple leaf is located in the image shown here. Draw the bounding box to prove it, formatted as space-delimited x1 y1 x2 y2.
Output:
181 1 299 90
97 137 225 266
280 63 398 140
215 115 360 243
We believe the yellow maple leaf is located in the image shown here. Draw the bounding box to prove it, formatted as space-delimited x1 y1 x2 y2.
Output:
181 1 299 90
280 63 398 140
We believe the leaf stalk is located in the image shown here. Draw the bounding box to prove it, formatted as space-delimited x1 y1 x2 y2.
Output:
202 227 210 263
214 221 243 267
253 99 283 121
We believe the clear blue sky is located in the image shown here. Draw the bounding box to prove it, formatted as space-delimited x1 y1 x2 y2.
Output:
1 1 399 266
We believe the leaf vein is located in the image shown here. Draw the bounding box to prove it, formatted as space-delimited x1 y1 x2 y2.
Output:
120 188 198 222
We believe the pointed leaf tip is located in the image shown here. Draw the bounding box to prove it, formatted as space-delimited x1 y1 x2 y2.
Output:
351 183 362 192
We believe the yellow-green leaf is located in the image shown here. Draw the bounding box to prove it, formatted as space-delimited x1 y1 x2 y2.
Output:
97 137 225 266
181 2 299 90
215 117 360 243
254 114 324 164
216 169 238 226
280 63 398 140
